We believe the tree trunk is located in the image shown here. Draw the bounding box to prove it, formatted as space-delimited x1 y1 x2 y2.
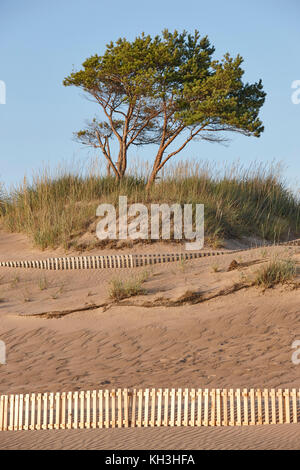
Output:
146 149 163 190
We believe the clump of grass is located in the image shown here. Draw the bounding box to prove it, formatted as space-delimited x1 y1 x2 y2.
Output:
0 181 5 216
109 270 150 301
254 258 296 288
38 276 49 291
178 257 189 272
211 264 220 273
50 283 65 299
10 275 20 288
22 290 32 302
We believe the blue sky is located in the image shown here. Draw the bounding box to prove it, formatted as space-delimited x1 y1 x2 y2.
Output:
0 0 299 190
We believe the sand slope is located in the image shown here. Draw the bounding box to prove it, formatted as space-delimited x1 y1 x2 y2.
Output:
0 229 300 449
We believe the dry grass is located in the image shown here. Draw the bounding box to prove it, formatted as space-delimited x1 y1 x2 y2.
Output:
1 159 299 250
211 264 220 273
38 276 49 291
254 258 296 288
109 270 151 301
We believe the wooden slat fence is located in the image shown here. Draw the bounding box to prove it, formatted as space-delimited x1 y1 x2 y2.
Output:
0 251 229 270
0 388 299 431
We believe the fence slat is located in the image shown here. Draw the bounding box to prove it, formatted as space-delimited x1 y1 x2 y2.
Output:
250 389 255 425
243 389 248 426
117 389 122 428
236 389 241 426
36 394 42 430
284 389 290 424
176 389 182 426
2 396 8 431
111 390 116 428
18 394 23 430
229 389 234 426
105 390 110 429
210 389 216 426
183 389 189 427
216 389 221 427
190 389 196 427
79 391 84 429
150 388 156 427
137 389 143 427
67 392 72 429
131 389 137 428
277 389 284 424
14 394 19 431
0 396 4 431
156 389 162 427
197 389 202 426
292 389 297 423
222 389 228 426
24 394 30 431
170 389 175 427
144 389 150 427
163 389 169 427
54 393 60 430
61 392 66 429
257 389 262 425
98 390 103 428
263 389 269 425
86 391 91 429
204 389 209 426
49 393 54 430
30 394 36 431
73 392 78 429
123 389 129 428
271 389 276 424
42 393 47 430
8 395 14 431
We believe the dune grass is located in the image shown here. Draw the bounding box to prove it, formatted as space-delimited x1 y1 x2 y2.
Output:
0 160 299 250
254 258 296 288
109 270 151 301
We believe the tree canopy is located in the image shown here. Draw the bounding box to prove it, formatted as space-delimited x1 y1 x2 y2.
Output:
63 30 266 187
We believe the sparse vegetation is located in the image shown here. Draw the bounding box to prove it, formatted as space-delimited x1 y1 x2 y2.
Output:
50 283 65 299
254 258 296 288
260 249 268 258
211 264 220 273
10 275 20 288
0 182 5 214
0 160 299 250
109 270 151 301
38 276 49 291
22 290 32 302
178 257 189 272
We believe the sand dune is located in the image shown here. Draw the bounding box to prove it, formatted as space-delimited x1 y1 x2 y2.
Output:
0 229 300 449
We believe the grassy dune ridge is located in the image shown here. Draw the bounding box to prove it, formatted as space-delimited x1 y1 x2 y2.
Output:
0 160 299 250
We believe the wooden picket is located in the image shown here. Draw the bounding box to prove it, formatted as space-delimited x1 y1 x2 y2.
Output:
243 389 248 426
0 388 299 431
